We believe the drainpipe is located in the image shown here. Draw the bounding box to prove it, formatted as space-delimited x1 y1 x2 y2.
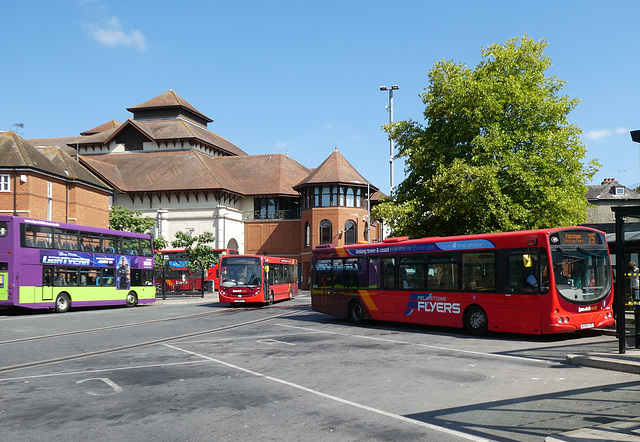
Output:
13 171 18 216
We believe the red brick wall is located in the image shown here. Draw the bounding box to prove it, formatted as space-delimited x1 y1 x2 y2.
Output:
0 172 109 228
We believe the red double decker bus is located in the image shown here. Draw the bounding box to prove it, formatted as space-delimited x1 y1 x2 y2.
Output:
312 227 614 335
158 248 238 292
219 255 298 305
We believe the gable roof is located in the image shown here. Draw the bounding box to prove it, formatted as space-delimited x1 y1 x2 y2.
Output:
294 150 377 191
80 120 122 136
1 131 110 190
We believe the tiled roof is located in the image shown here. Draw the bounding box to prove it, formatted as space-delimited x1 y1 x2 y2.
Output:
80 120 122 136
29 136 83 157
72 118 247 157
294 150 377 191
213 154 311 196
586 179 640 200
79 151 310 197
127 90 213 123
1 131 110 190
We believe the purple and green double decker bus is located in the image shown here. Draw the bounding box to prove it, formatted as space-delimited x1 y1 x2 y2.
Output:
0 215 156 312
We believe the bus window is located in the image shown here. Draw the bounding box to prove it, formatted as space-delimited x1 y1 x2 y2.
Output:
344 259 359 288
80 235 101 252
332 259 345 288
507 250 542 294
102 236 118 253
121 238 139 256
79 268 99 286
23 224 52 248
54 267 78 286
382 257 397 290
428 254 458 290
140 238 153 257
399 256 425 290
462 252 496 291
0 222 7 237
101 268 115 286
314 259 332 288
54 229 78 251
43 267 52 286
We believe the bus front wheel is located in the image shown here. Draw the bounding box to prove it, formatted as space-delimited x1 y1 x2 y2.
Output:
464 305 488 336
348 300 365 325
125 291 138 307
55 293 70 313
268 292 274 305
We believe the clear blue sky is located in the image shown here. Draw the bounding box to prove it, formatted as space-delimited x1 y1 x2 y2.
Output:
2 1 640 194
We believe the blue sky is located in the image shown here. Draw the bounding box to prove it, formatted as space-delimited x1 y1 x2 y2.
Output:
2 1 640 194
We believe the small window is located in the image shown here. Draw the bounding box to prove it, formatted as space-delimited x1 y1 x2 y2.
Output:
0 221 7 237
614 187 625 195
320 220 332 245
0 175 10 192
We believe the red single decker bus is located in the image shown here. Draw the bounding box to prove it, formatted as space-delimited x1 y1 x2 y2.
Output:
158 248 238 292
312 227 614 335
219 255 298 305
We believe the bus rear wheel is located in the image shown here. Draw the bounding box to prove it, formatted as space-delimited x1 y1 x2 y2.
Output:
464 305 488 336
125 291 138 307
55 293 70 313
348 300 365 324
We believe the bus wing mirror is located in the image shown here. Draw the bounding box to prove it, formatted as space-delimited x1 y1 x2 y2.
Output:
523 254 533 268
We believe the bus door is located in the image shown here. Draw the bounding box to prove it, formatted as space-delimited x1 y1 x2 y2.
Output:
41 266 54 301
263 264 270 302
497 249 547 333
0 262 8 302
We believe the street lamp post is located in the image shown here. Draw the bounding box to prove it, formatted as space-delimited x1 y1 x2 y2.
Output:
380 85 399 197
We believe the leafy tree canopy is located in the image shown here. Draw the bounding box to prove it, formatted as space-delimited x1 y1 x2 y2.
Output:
373 35 599 238
109 205 166 256
109 206 155 234
170 231 218 275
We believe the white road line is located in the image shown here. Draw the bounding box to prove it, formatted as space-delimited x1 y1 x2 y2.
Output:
0 360 209 382
163 343 489 442
276 323 552 365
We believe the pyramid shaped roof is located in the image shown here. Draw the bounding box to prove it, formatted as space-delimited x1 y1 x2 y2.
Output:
294 149 377 191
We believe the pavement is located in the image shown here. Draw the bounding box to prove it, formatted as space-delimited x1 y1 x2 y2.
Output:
156 292 640 441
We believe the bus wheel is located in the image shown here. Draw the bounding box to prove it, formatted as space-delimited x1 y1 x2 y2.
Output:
348 300 365 325
268 292 274 305
55 293 70 313
125 291 138 307
464 305 488 336
289 289 294 299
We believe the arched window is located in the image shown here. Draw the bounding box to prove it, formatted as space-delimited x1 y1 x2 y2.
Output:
320 220 332 244
345 220 357 245
305 222 311 248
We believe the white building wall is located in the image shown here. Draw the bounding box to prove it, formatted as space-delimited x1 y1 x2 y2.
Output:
113 192 246 253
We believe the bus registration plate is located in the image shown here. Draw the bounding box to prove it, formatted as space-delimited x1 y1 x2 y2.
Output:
580 323 594 329
234 299 245 303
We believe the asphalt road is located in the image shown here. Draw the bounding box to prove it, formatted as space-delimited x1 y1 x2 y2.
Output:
0 292 638 441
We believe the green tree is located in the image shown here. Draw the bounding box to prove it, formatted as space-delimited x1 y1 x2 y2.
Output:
373 35 598 238
170 231 218 275
109 206 155 234
109 205 166 255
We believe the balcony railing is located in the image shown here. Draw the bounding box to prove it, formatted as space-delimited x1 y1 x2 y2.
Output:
243 209 301 221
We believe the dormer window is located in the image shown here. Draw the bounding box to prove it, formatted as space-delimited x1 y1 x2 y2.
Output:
613 186 625 196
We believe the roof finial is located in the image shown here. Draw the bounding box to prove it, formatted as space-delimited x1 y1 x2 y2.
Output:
335 138 338 151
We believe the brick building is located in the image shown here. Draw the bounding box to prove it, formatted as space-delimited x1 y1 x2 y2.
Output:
0 131 111 226
25 90 383 288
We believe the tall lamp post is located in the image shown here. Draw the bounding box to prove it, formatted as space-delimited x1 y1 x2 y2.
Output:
380 85 399 197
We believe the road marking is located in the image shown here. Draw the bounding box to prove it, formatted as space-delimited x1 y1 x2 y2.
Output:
76 377 123 396
276 323 552 365
163 343 489 441
257 338 296 346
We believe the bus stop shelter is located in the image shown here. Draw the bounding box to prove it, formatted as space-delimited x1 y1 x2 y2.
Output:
612 206 640 353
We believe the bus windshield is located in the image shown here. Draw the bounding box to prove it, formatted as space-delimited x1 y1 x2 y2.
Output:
552 247 612 304
221 257 262 288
